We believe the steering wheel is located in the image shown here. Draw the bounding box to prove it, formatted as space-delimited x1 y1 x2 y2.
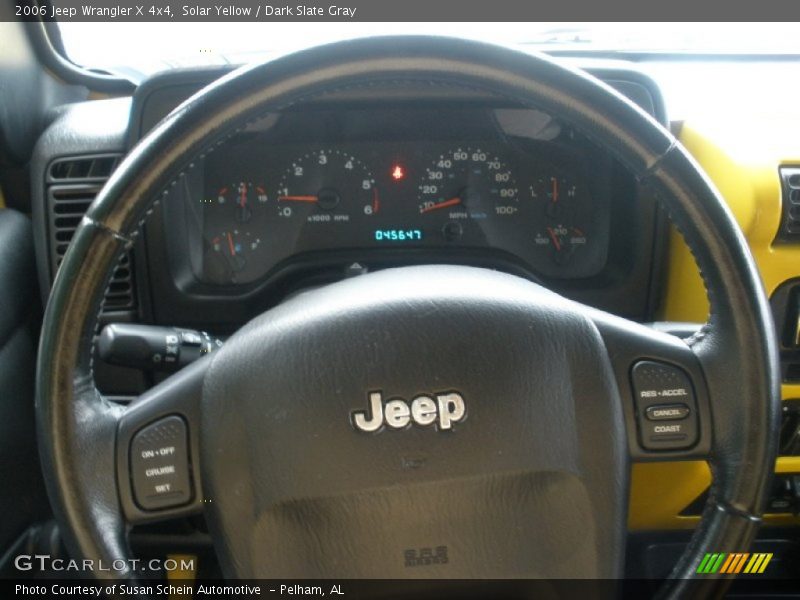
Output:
36 37 780 596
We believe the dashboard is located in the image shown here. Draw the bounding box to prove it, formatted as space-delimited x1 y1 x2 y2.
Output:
184 107 609 286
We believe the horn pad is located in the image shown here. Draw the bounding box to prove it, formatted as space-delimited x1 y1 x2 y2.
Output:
200 265 628 578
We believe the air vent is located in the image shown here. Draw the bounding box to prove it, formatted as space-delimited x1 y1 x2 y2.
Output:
49 155 119 182
777 167 800 242
46 154 135 312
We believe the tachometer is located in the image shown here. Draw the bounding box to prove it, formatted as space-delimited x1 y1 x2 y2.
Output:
276 150 378 223
417 148 518 218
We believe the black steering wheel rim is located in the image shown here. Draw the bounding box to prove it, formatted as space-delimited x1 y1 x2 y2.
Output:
36 36 780 596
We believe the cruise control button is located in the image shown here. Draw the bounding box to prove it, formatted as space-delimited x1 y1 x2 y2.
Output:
631 361 699 451
130 415 192 510
631 361 694 404
645 404 690 421
642 421 690 442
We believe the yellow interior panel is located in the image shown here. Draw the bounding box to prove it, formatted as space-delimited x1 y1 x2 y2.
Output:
629 116 800 530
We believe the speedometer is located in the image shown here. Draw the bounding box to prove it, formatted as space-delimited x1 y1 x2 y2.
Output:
417 147 518 218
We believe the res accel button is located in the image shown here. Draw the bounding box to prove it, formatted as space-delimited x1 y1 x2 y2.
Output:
130 415 192 510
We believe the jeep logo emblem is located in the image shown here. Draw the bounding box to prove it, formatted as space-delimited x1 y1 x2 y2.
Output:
351 391 466 432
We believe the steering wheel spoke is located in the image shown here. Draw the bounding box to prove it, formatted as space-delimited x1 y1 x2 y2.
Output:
590 309 713 462
116 357 207 524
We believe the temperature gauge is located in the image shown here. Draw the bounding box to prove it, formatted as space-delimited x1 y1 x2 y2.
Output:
534 224 588 265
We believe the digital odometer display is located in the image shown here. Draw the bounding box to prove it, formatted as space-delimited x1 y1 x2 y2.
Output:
374 229 423 242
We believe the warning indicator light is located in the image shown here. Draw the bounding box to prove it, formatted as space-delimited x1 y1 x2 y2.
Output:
391 165 405 181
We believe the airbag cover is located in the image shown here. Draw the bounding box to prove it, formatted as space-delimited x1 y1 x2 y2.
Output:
200 266 627 578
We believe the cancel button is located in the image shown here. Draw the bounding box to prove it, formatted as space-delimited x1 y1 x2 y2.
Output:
645 404 690 421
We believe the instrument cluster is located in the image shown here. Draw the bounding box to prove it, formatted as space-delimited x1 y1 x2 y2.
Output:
183 108 611 286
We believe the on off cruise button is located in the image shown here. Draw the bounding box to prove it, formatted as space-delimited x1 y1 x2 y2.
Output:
645 404 690 421
130 415 192 510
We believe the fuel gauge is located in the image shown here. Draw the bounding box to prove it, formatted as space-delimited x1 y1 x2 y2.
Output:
210 229 261 273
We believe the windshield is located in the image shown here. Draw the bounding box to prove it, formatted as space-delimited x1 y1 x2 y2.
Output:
58 22 800 79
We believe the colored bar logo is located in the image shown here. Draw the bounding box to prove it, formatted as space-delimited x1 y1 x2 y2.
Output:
696 552 773 574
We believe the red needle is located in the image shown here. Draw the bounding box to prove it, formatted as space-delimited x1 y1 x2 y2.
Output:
278 195 318 203
239 185 247 207
546 227 562 252
226 232 236 256
372 188 380 214
420 197 461 214
551 177 558 204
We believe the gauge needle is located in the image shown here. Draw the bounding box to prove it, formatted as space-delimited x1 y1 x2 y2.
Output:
420 196 462 214
227 232 236 256
551 177 559 204
546 227 562 252
278 195 318 203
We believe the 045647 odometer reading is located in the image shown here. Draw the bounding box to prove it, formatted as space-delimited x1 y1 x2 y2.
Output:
374 229 423 242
